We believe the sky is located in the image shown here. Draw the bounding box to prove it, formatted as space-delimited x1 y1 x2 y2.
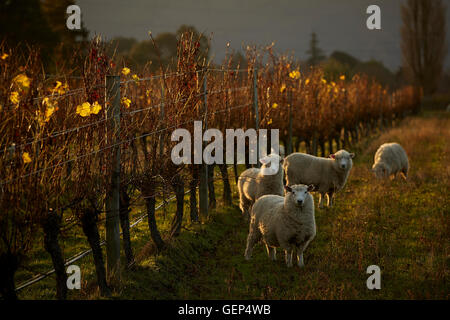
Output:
76 0 450 71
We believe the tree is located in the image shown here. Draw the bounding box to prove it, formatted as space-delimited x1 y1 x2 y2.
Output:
353 60 396 88
330 51 360 69
118 25 209 72
108 37 138 56
306 32 325 66
0 0 88 67
322 58 349 80
41 0 88 44
0 0 57 58
401 0 447 95
176 25 209 62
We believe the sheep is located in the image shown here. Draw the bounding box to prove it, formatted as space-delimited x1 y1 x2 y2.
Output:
244 184 316 268
372 142 409 180
283 150 355 208
238 153 284 220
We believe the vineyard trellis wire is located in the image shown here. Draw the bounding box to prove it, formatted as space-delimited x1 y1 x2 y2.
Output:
1 42 420 299
14 164 236 292
6 67 257 292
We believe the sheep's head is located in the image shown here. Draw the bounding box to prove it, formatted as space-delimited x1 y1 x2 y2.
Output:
260 153 283 176
372 162 389 179
330 150 354 171
284 184 314 208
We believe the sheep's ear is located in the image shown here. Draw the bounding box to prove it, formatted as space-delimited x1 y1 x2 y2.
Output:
307 184 315 192
284 185 292 193
329 154 336 159
350 153 355 158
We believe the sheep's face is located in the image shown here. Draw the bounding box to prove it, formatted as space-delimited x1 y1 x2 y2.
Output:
284 184 314 208
330 150 354 171
260 153 283 176
372 163 388 179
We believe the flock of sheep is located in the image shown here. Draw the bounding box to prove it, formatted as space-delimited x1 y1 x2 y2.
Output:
239 142 409 268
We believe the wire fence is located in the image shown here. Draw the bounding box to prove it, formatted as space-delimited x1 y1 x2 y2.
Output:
0 68 254 186
15 165 235 292
1 63 419 297
7 67 251 292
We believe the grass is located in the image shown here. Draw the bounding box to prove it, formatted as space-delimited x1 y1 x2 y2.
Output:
18 110 449 299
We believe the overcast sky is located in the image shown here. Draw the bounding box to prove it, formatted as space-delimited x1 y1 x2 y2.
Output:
76 0 450 71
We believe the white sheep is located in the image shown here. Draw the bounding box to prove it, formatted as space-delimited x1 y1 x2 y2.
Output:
283 150 355 208
244 184 316 268
238 153 284 220
372 142 409 180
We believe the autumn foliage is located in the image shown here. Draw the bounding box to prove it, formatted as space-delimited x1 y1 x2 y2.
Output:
0 34 420 299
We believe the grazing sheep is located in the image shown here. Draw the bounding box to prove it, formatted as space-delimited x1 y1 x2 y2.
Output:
244 184 316 268
372 142 409 180
238 154 284 220
283 150 355 208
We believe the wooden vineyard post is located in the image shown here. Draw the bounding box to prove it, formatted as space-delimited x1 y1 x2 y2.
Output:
287 86 293 155
253 67 259 167
199 72 208 217
105 75 121 282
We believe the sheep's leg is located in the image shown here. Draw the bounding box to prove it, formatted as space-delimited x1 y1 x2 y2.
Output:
265 245 277 261
239 196 252 220
319 193 326 209
327 192 334 207
238 193 246 215
284 247 294 267
297 252 305 268
401 168 408 180
296 241 311 268
244 227 261 260
265 244 271 258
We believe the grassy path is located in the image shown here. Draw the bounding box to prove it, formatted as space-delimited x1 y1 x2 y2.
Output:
17 112 448 299
119 111 449 300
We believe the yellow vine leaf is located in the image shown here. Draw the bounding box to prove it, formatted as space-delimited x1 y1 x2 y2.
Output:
13 74 31 90
121 97 131 108
76 102 92 117
91 101 102 115
22 152 32 164
42 97 57 122
10 91 20 106
289 70 300 80
122 67 131 76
